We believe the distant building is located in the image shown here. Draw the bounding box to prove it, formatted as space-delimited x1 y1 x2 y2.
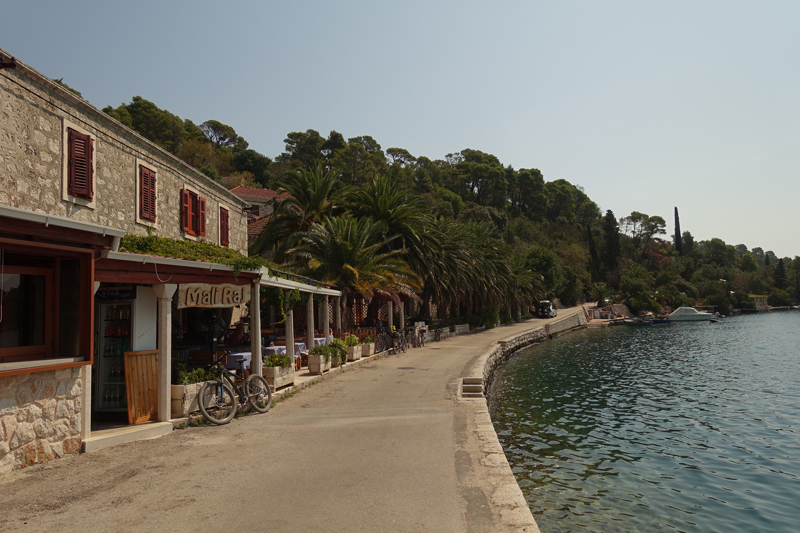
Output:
229 186 289 218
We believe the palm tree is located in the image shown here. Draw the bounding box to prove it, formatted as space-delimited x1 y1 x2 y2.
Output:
250 163 346 262
590 282 613 306
343 175 440 283
290 216 421 325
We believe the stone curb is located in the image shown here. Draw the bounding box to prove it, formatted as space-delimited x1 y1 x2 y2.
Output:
456 310 588 532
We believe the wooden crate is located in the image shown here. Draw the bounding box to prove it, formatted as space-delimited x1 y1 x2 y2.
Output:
124 349 159 425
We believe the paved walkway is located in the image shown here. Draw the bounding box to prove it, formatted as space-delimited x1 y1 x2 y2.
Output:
0 309 584 532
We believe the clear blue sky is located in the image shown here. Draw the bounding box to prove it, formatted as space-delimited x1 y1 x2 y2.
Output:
4 1 798 257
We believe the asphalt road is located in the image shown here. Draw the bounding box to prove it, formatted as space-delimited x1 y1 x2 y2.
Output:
0 311 581 532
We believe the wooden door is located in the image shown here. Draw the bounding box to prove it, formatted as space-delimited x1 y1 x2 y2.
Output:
124 350 159 424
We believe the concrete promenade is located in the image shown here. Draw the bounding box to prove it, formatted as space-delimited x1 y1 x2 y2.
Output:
0 308 584 532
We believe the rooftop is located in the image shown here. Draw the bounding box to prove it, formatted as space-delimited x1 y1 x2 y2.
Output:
230 187 290 202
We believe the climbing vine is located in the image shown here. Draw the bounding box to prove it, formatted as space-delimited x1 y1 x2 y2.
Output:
261 286 302 324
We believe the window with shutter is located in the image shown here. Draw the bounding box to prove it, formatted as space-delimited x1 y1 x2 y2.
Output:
220 207 229 247
139 165 157 222
180 189 207 238
68 128 94 200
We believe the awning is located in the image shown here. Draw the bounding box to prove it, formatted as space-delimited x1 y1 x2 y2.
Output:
0 205 125 251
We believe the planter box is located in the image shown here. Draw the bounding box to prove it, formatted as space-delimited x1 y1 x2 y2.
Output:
263 365 295 390
308 354 331 375
171 381 212 418
361 343 375 357
347 346 361 362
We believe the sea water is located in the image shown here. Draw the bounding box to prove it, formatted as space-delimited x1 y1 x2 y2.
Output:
489 311 800 532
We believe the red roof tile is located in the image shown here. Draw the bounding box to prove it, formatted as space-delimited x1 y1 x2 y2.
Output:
248 215 271 236
230 187 290 202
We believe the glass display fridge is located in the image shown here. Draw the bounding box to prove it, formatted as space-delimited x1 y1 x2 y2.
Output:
95 300 132 411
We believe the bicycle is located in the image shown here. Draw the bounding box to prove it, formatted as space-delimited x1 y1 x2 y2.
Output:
197 352 273 425
388 327 407 354
407 325 422 349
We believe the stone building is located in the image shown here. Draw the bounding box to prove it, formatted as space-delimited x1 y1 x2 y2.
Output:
229 186 288 218
0 49 342 472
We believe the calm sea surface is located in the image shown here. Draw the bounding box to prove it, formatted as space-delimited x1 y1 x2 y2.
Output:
489 311 800 532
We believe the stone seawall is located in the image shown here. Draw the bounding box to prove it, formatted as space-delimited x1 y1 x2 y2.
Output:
478 311 587 394
0 367 85 473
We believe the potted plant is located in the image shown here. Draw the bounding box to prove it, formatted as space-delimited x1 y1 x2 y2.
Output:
345 334 361 361
308 344 332 375
262 351 294 389
361 335 375 357
328 338 347 367
171 363 217 418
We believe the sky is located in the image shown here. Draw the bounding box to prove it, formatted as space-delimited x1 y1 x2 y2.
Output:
4 1 798 257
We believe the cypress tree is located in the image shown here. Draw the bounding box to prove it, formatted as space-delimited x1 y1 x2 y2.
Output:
601 210 620 277
674 207 683 255
775 258 787 289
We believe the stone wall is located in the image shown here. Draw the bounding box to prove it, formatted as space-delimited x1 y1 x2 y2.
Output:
0 50 248 254
0 367 84 473
481 312 589 392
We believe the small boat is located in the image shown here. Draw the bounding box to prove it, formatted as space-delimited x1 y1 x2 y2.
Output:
652 319 671 325
669 307 713 322
624 318 652 326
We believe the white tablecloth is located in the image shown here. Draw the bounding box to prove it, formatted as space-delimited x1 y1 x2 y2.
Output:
313 337 328 346
225 351 252 370
263 343 307 357
263 346 286 355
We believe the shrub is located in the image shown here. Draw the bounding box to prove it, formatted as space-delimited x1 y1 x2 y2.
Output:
328 338 347 365
344 334 360 347
309 343 332 363
175 363 216 385
263 352 291 368
363 336 373 344
768 288 792 307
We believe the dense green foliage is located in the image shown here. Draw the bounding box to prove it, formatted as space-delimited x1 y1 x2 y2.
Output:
120 234 269 275
106 95 798 318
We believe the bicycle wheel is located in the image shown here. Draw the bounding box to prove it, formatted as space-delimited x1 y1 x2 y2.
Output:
197 380 237 425
245 374 272 413
378 334 392 353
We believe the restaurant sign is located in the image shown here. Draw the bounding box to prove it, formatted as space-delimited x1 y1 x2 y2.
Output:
177 283 251 309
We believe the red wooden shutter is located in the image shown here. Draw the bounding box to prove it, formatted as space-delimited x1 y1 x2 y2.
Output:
68 128 93 200
198 197 207 236
180 189 191 231
220 207 229 247
148 168 157 221
139 166 157 221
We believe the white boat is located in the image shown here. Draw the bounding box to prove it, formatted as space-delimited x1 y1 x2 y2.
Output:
669 307 712 322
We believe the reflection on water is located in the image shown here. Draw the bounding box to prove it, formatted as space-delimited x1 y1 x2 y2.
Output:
489 312 800 533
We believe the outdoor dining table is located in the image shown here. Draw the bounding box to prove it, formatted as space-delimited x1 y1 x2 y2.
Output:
263 342 307 354
313 337 328 346
225 351 252 371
